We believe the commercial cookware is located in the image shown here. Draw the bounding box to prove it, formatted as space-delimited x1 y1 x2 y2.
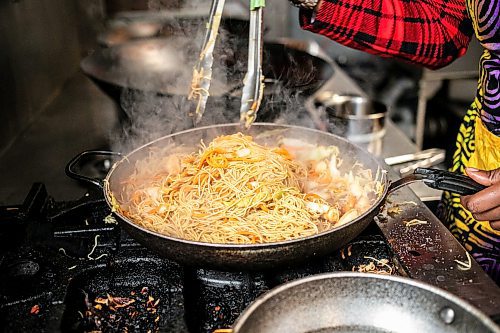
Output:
81 38 334 124
231 272 500 333
307 92 387 155
311 92 388 142
66 123 484 270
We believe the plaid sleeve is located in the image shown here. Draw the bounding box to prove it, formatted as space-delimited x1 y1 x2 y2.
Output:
300 0 473 69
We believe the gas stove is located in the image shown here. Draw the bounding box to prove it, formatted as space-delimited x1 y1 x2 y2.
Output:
0 183 400 332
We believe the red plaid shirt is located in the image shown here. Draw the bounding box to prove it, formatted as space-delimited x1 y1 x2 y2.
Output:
300 0 474 69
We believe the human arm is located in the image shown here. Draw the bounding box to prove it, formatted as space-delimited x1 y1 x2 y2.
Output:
295 0 473 69
460 167 500 230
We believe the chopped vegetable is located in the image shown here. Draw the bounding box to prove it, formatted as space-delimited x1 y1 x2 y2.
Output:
30 305 40 315
353 256 393 275
387 206 402 217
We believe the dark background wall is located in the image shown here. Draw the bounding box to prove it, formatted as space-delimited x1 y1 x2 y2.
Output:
0 0 82 155
0 0 291 156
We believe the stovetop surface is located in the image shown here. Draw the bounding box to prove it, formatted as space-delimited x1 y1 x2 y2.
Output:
0 183 400 333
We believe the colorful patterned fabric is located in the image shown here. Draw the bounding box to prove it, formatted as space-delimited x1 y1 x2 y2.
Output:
441 106 500 283
300 0 500 282
477 50 500 134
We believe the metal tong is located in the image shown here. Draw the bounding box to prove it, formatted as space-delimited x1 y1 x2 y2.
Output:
390 167 486 196
384 148 446 176
189 0 226 125
240 0 265 128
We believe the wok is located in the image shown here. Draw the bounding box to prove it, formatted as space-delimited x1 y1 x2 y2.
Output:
97 17 253 47
66 123 484 271
80 38 334 123
231 272 500 333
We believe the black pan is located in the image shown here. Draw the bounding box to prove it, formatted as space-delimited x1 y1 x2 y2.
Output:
80 38 334 124
66 123 484 271
231 272 500 333
81 36 332 97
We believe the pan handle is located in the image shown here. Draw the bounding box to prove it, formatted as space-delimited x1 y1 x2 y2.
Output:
65 150 122 189
414 167 486 195
388 167 486 196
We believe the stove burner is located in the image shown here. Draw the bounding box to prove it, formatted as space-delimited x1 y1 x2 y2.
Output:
0 184 400 332
60 258 184 332
184 269 268 333
79 287 162 332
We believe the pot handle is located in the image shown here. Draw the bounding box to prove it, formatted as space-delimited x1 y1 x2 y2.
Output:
388 167 486 196
65 150 122 189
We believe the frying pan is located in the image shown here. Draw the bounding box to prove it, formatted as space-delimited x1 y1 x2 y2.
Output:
231 272 500 333
66 123 484 271
80 38 334 123
97 17 253 47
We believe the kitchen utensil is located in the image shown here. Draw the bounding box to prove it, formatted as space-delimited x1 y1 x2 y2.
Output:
385 148 446 176
240 0 265 128
231 272 500 333
189 0 226 125
66 124 484 271
81 38 333 124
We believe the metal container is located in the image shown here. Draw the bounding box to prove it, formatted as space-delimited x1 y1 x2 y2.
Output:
232 272 500 333
311 92 388 154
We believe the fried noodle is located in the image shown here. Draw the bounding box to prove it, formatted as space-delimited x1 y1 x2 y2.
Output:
114 133 381 244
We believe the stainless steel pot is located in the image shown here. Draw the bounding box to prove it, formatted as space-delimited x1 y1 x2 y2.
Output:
309 92 387 154
232 272 500 333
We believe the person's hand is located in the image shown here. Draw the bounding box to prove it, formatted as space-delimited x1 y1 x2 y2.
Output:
460 167 500 230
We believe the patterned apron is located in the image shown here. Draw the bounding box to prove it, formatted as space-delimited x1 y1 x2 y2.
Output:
441 104 500 283
440 0 500 282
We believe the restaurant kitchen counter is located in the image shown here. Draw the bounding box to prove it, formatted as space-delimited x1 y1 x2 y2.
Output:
317 60 500 317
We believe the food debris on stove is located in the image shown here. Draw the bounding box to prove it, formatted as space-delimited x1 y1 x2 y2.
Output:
454 251 472 271
103 214 118 224
58 235 108 261
30 304 40 315
387 206 402 217
87 235 108 261
403 219 428 228
340 244 353 260
386 200 418 218
81 286 161 333
353 256 393 275
399 201 417 206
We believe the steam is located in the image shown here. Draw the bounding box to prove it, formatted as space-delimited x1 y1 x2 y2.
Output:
147 0 186 11
109 2 327 154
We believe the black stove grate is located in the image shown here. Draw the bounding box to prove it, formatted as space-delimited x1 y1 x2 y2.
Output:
0 184 400 333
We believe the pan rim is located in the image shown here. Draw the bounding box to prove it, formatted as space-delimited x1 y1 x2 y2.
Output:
104 122 389 249
231 272 500 332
